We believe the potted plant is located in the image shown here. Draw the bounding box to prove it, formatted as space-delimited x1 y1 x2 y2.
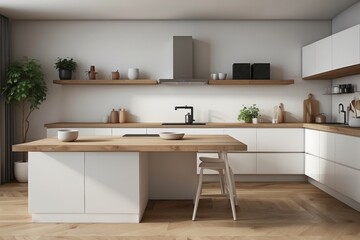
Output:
2 57 47 182
238 104 260 123
54 57 77 80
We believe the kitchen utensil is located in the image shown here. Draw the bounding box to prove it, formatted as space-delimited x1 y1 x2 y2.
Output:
303 93 319 123
218 73 227 80
111 71 120 80
57 129 79 142
332 86 339 94
128 68 139 80
355 100 360 111
315 113 326 123
277 103 285 123
349 117 360 127
210 73 218 80
110 109 119 123
159 132 185 140
119 108 126 123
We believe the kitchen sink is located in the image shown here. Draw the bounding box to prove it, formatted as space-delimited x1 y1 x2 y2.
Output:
122 134 159 137
162 122 206 125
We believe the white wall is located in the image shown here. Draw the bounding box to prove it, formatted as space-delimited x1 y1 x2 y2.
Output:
11 20 332 141
331 3 360 123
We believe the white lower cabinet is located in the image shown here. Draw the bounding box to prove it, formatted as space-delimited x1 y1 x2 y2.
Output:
335 164 360 203
257 128 304 152
335 134 360 170
319 158 335 189
305 153 319 181
85 152 142 213
228 153 257 174
224 128 256 151
257 153 304 174
29 152 85 213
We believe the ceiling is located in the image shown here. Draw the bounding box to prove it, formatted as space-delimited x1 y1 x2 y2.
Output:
0 0 359 20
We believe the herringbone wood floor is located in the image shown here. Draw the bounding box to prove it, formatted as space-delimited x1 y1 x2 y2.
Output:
0 182 360 240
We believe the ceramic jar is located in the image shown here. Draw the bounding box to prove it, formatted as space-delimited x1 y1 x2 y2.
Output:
128 68 139 80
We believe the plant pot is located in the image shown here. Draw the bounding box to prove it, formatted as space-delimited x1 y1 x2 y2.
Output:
14 161 28 183
252 118 258 124
59 69 72 80
243 116 252 123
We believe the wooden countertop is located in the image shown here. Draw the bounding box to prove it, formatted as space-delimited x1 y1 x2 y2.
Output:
44 122 360 137
12 135 247 152
45 122 305 128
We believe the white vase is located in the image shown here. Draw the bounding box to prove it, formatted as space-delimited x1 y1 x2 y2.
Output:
252 118 258 124
14 161 28 183
128 68 139 80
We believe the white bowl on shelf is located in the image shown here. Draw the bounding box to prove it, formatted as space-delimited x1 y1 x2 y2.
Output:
159 132 185 140
57 129 79 142
349 118 360 127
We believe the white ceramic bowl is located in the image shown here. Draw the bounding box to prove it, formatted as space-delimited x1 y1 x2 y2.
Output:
349 117 360 127
159 132 185 140
57 129 79 142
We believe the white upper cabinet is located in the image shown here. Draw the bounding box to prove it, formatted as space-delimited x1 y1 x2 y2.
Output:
302 42 316 78
302 24 360 79
316 36 332 73
332 25 360 70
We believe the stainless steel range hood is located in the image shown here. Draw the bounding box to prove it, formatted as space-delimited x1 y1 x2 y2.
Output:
159 36 208 85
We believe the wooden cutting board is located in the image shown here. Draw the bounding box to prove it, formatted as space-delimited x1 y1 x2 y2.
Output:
303 93 319 123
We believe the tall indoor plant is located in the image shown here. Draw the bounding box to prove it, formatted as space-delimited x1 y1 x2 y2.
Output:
1 57 47 182
54 57 77 80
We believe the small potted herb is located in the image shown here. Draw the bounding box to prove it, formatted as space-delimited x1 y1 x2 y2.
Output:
54 57 77 80
238 104 260 123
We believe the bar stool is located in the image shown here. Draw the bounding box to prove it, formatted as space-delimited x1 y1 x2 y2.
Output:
192 155 238 220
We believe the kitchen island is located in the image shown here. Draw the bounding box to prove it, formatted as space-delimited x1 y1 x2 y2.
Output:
13 135 247 223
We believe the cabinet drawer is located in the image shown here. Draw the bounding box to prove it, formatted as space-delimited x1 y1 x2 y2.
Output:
319 158 335 189
335 164 360 203
335 134 360 170
224 128 256 152
147 128 223 135
319 132 335 161
257 128 304 152
257 153 304 174
305 153 319 181
305 129 319 156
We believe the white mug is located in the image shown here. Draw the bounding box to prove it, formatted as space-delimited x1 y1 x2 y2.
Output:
210 73 218 80
128 68 139 80
218 73 227 80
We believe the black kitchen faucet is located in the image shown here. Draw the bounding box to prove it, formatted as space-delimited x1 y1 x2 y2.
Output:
175 105 194 124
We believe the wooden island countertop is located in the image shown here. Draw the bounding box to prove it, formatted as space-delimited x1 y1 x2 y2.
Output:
12 134 247 152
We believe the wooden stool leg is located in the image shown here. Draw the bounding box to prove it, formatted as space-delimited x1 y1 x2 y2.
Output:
218 169 225 194
221 152 237 220
192 168 204 221
229 167 238 206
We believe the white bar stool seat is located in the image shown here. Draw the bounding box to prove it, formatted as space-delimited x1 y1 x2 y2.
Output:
192 156 238 221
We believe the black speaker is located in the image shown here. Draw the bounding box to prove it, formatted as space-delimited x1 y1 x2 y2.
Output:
232 63 251 79
251 63 270 79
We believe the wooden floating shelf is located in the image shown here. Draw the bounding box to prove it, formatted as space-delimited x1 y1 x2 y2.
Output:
53 80 158 85
303 64 360 80
208 79 294 85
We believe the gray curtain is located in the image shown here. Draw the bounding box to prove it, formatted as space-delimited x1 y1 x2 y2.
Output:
0 15 13 183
